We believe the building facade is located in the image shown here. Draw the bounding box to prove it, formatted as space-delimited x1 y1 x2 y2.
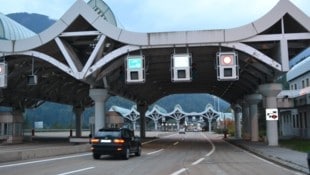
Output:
279 52 310 139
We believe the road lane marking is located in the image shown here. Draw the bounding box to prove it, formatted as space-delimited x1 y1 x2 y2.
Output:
173 141 179 146
0 153 91 168
57 167 94 175
170 168 188 175
147 149 164 155
142 133 177 145
201 133 216 157
192 158 205 165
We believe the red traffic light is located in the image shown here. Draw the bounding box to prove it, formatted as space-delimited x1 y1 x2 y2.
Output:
220 54 234 66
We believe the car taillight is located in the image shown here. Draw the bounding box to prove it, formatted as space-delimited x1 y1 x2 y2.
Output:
91 138 100 144
113 138 125 144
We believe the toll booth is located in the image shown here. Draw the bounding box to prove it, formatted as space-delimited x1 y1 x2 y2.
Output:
0 112 23 144
89 112 124 136
106 111 124 128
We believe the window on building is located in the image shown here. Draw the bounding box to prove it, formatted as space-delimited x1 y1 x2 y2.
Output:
299 112 303 128
302 80 305 88
306 78 309 87
305 112 308 128
0 123 2 136
3 123 13 135
296 114 300 128
293 114 296 128
294 84 297 90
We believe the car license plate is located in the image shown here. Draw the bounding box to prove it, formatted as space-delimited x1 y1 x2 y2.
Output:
100 139 111 143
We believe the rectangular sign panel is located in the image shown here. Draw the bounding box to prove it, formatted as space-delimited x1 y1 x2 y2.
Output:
173 54 190 68
266 108 278 120
127 57 143 69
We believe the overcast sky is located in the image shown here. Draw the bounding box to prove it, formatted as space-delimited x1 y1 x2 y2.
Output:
0 0 309 32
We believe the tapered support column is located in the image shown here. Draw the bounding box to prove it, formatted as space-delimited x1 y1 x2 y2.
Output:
259 83 282 146
73 106 84 137
137 103 148 138
89 89 108 134
234 104 242 139
245 94 262 142
241 100 250 139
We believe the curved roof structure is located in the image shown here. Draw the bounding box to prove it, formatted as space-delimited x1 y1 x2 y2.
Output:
87 0 117 26
287 56 310 82
0 13 35 40
110 104 226 122
0 0 309 109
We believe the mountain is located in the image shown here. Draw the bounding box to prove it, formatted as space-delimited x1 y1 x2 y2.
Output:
7 13 56 33
5 12 230 129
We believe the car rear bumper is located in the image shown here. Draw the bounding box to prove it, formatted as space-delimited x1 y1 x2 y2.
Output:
91 145 126 155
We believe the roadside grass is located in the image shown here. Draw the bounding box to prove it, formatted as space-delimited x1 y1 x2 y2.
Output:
279 138 310 153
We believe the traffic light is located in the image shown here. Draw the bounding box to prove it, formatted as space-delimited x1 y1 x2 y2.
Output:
125 55 145 83
171 54 192 82
216 51 239 81
0 62 8 88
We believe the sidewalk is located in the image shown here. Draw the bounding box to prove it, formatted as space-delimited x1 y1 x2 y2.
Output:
228 139 310 175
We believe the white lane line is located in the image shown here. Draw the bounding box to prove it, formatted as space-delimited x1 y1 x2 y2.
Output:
0 153 91 168
201 133 216 157
142 138 161 145
173 141 179 146
57 167 94 175
170 168 188 175
142 133 177 145
192 158 205 166
147 149 164 155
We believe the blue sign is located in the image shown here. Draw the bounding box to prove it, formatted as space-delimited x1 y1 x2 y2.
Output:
127 57 143 69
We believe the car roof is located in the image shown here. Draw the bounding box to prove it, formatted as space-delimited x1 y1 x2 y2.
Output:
98 128 131 132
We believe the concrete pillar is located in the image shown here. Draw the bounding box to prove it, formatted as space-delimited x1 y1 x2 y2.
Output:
154 120 158 131
259 83 282 146
241 100 250 139
73 106 84 137
234 104 242 139
132 121 136 131
89 89 108 133
245 94 262 142
137 103 148 138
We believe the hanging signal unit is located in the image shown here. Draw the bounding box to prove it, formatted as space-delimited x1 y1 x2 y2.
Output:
125 55 145 83
0 62 8 88
171 53 192 82
216 51 239 81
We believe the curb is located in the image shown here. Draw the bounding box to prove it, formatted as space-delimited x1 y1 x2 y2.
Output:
0 144 91 163
227 140 309 175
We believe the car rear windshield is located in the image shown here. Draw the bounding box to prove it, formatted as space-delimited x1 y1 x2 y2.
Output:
95 131 121 137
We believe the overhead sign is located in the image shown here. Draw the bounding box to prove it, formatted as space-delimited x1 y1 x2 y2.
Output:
173 55 190 68
266 108 278 121
171 53 192 82
0 62 8 88
127 57 143 69
126 55 145 83
216 51 239 81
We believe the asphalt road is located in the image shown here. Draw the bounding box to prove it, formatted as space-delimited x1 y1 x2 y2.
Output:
0 132 305 175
